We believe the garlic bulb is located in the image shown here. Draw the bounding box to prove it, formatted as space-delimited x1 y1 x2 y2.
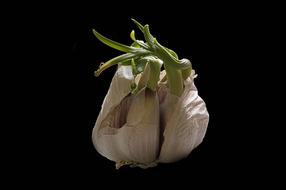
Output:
91 19 209 169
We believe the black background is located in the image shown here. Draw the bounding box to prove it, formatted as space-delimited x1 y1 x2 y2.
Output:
7 2 283 188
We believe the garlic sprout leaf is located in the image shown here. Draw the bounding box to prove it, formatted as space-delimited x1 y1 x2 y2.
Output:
131 18 144 32
95 53 140 76
92 29 136 53
130 30 150 50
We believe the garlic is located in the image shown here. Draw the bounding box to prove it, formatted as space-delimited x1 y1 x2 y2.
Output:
91 19 209 169
92 66 160 168
158 70 209 163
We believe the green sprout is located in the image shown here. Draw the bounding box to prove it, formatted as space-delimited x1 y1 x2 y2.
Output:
92 19 192 96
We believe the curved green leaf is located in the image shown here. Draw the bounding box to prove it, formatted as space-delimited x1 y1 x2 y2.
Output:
95 51 152 76
154 39 192 70
166 48 178 59
143 25 155 49
130 30 136 41
130 30 150 50
95 53 138 76
92 29 136 53
131 18 144 32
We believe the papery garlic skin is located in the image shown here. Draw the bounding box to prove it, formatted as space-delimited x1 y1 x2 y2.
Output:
92 66 160 167
158 70 209 163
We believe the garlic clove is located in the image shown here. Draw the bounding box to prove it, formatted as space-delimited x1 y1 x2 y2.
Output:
114 88 160 165
158 70 209 163
94 65 134 126
92 65 134 161
92 66 160 168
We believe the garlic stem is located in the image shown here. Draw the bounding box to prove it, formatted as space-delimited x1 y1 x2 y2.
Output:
182 67 192 80
164 64 184 96
147 60 162 91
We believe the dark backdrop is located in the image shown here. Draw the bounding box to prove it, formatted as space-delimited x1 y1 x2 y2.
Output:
8 2 283 188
